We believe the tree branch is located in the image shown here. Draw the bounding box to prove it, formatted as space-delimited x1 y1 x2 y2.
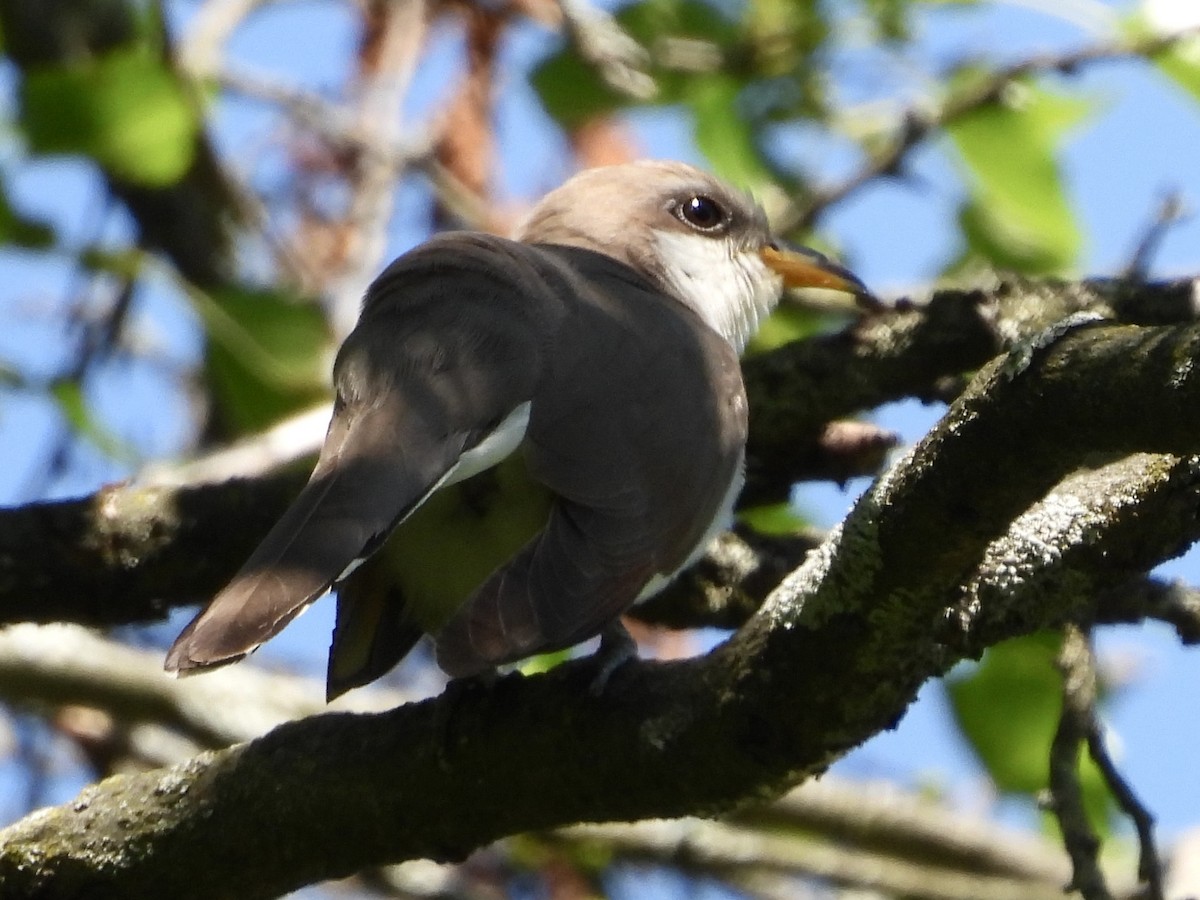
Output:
1047 625 1114 900
0 624 407 748
5 318 1200 896
3 276 1195 629
742 275 1200 504
0 627 1094 899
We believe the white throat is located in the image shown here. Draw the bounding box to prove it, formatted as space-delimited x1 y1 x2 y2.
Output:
652 231 783 352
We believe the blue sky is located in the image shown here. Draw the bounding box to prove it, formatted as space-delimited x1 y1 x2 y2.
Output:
2 0 1199 861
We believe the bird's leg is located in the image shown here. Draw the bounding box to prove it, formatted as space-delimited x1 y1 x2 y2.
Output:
588 620 638 696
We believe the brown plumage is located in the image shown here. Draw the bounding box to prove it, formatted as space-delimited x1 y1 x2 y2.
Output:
165 161 869 697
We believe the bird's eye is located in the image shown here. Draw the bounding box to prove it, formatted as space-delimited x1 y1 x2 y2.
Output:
675 195 727 232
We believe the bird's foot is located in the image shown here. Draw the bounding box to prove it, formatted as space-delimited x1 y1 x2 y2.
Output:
588 621 637 696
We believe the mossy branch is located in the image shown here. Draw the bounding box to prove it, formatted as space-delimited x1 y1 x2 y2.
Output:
4 318 1200 897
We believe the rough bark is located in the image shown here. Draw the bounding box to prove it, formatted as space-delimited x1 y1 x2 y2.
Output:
3 317 1200 897
2 277 1196 631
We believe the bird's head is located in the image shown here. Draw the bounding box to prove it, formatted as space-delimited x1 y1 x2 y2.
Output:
517 160 871 351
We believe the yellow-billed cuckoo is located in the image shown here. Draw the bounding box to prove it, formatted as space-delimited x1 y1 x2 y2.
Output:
165 161 869 698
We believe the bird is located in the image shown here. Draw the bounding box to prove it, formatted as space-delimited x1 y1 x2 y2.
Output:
165 160 870 699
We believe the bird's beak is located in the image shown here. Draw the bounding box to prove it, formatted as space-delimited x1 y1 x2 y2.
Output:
760 243 873 301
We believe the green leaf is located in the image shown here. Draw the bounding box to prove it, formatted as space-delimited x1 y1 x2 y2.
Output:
945 632 1114 833
21 46 198 186
956 198 1068 273
531 50 628 129
738 501 809 534
194 286 332 433
1123 13 1200 104
746 304 823 352
686 74 774 192
0 178 53 249
947 633 1061 793
622 0 737 48
862 0 912 41
1155 36 1200 104
947 82 1091 273
51 380 137 463
531 0 739 126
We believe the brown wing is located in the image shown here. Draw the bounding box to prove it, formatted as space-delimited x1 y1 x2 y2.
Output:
166 235 561 674
435 247 748 677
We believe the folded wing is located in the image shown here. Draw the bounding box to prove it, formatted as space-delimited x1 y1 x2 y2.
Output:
165 235 555 674
435 247 748 676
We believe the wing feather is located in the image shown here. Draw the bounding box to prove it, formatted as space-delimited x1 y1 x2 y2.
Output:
436 246 748 676
167 235 558 674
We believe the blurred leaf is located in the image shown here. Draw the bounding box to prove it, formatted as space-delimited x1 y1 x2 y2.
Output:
746 304 823 352
686 74 774 192
947 82 1092 273
21 45 198 186
956 199 1068 273
193 286 331 433
862 0 911 40
946 632 1114 833
622 0 738 49
947 632 1060 793
0 178 53 249
79 245 145 279
531 50 628 130
1154 36 1200 103
520 648 574 676
50 379 137 462
738 501 809 534
1123 14 1200 104
532 0 742 127
744 0 827 74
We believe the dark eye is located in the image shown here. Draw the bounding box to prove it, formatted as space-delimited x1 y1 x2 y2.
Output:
676 195 727 232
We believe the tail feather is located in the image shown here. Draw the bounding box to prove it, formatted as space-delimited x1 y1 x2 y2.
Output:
165 467 381 673
326 562 423 700
165 400 468 675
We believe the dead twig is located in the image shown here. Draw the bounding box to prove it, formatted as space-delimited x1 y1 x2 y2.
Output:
1046 623 1111 900
1046 624 1164 900
1122 191 1190 282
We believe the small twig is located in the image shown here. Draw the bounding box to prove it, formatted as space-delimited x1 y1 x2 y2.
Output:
0 624 412 749
1094 577 1200 645
1047 623 1112 900
1121 191 1190 281
782 25 1200 233
217 65 494 232
549 817 1073 900
178 0 281 76
318 0 430 340
1047 624 1165 900
743 778 1071 884
20 229 140 498
1085 729 1164 900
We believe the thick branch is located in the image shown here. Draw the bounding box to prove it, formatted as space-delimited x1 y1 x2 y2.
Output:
3 277 1196 627
0 469 306 628
743 275 1200 503
0 628 1088 898
5 320 1200 896
0 624 407 748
